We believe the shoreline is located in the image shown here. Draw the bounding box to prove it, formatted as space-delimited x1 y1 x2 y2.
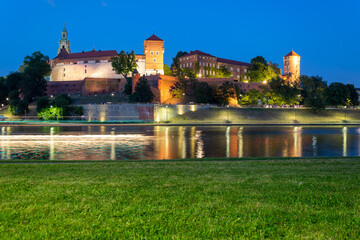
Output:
1 121 360 127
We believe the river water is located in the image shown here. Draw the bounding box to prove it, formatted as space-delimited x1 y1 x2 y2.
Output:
0 125 359 160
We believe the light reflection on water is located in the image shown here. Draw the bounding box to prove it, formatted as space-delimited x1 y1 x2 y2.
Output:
0 126 360 160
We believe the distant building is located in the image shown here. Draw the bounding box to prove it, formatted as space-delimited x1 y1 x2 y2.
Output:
283 50 300 85
50 26 164 82
177 50 251 81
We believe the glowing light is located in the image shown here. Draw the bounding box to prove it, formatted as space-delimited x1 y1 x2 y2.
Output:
177 105 185 115
244 80 249 83
343 127 348 157
190 105 196 112
262 80 267 84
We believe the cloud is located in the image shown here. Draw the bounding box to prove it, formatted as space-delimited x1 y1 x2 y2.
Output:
101 1 108 7
45 0 55 7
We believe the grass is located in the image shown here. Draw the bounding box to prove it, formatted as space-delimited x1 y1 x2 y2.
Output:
0 158 359 239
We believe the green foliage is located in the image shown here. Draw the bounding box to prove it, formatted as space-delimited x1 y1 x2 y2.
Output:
164 64 172 76
300 75 327 110
193 82 214 103
171 51 188 76
169 79 188 99
239 89 264 105
248 56 281 82
8 90 20 115
4 72 23 92
268 77 301 105
111 50 137 79
214 81 238 105
36 97 50 113
37 107 63 120
0 81 8 104
20 51 51 102
53 94 72 108
325 82 359 106
218 65 231 78
9 99 28 115
129 77 154 103
346 84 359 106
123 78 132 95
177 68 196 80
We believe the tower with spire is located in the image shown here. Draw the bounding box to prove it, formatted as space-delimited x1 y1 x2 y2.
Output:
58 24 71 54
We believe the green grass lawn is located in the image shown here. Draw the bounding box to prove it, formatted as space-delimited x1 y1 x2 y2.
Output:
0 159 359 239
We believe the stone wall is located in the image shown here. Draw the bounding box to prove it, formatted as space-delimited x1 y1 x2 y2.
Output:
154 104 211 122
81 103 154 121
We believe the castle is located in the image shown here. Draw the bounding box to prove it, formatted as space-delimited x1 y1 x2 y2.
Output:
47 26 301 102
50 26 164 82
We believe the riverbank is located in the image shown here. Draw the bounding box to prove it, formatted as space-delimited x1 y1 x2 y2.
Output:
1 158 359 239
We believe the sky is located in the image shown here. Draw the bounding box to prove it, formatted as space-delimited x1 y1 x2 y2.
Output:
0 0 359 85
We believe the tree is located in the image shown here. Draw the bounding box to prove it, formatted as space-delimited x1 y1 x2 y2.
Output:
20 52 51 102
169 79 188 99
214 81 238 105
111 50 137 79
346 84 359 106
0 81 8 104
4 72 23 92
193 82 214 103
300 75 327 110
218 65 231 78
239 89 264 105
248 56 281 83
325 82 348 106
164 64 172 76
129 77 154 103
268 77 301 105
123 78 132 95
171 51 188 76
36 97 50 113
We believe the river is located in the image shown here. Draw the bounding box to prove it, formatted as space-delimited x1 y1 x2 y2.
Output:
0 125 359 160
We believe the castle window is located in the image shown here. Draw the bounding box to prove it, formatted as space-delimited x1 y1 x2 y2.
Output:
151 51 154 55
64 68 65 71
190 63 192 67
85 69 87 74
230 67 233 71
153 58 156 62
237 68 240 72
64 74 65 77
156 51 159 55
85 65 87 68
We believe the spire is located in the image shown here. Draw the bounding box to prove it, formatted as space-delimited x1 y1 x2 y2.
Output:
58 24 71 55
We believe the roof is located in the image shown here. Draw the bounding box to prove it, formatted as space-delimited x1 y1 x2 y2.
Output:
55 49 118 59
285 50 300 57
217 58 251 67
145 34 163 41
180 50 215 58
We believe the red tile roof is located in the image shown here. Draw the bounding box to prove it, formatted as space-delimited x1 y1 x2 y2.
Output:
285 50 300 57
55 49 118 59
217 58 251 67
180 50 214 58
146 34 163 41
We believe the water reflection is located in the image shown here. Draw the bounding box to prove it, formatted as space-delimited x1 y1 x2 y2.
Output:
0 126 359 160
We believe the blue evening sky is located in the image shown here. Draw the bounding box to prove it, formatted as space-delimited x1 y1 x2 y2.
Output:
0 0 359 85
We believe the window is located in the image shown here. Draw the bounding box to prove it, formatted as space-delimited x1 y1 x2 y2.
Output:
190 63 192 67
244 76 247 80
156 51 159 55
63 68 65 71
151 51 154 55
64 74 65 77
237 75 240 79
230 67 233 71
237 68 240 72
85 65 87 68
244 69 247 73
186 63 188 67
85 69 87 74
153 58 156 62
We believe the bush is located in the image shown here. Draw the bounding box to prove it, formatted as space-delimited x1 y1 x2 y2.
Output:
36 97 50 113
37 107 63 120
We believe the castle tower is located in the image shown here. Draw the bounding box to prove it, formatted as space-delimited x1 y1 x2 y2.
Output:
144 34 164 76
58 24 71 54
283 50 300 85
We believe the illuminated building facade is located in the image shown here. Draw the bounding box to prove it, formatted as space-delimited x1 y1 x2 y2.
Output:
283 50 300 85
50 26 164 82
177 50 251 81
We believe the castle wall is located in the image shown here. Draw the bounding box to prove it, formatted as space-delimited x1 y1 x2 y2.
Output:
51 60 146 82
